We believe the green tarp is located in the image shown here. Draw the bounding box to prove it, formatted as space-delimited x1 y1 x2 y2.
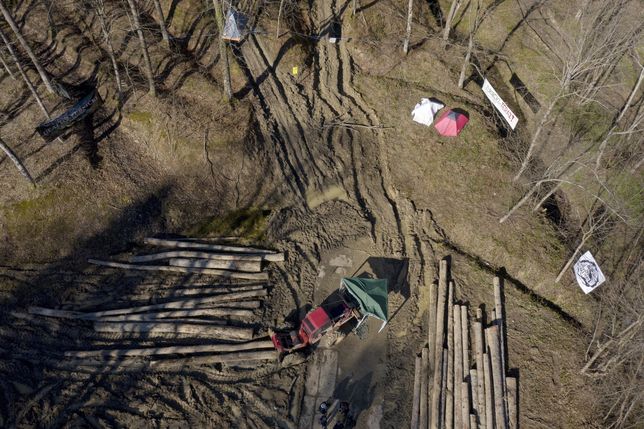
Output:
341 277 388 331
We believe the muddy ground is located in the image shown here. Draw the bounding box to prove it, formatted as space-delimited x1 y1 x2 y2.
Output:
0 0 605 427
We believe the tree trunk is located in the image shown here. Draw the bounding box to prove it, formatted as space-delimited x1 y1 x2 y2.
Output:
0 51 15 79
453 305 463 429
169 257 262 272
595 65 643 170
445 281 455 429
442 0 461 42
411 355 422 429
276 0 285 39
125 0 156 96
486 326 508 429
93 0 123 100
152 0 171 47
143 237 281 257
0 2 54 93
0 27 50 118
430 259 449 429
403 0 414 54
0 137 36 186
93 321 254 339
458 33 474 88
555 231 591 283
130 250 265 263
212 0 232 101
419 346 429 429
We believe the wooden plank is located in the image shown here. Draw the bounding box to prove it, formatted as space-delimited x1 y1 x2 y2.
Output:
445 281 455 429
411 355 422 429
474 311 487 429
483 352 494 429
131 251 266 263
419 347 429 429
88 259 269 280
94 321 253 340
453 305 463 429
94 307 253 320
506 376 518 429
169 258 262 273
430 260 449 429
143 237 279 256
64 339 275 359
486 326 508 429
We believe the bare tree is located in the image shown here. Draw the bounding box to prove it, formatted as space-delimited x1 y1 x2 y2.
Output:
0 136 36 186
0 1 54 93
402 0 414 54
212 0 232 101
125 0 156 96
90 0 123 100
513 0 641 182
152 0 171 48
0 49 14 79
0 26 50 118
442 0 462 42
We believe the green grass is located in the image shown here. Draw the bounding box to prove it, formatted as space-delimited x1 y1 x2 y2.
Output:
126 111 153 124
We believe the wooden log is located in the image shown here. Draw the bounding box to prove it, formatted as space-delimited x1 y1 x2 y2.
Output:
131 284 265 299
411 355 422 429
440 347 448 428
169 258 262 273
419 347 429 429
461 305 470 375
143 237 279 256
94 307 254 320
88 259 269 280
131 251 267 263
445 281 455 429
470 414 477 429
428 281 438 374
486 326 508 429
474 310 487 429
483 352 494 429
94 321 253 340
64 339 274 359
453 305 463 429
494 277 507 380
82 290 267 317
506 376 518 429
470 369 479 414
461 381 470 429
98 317 228 325
28 307 91 320
430 260 449 429
150 349 277 367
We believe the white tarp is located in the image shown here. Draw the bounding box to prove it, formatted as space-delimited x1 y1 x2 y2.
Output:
223 10 248 41
412 98 444 126
481 79 519 129
574 251 606 294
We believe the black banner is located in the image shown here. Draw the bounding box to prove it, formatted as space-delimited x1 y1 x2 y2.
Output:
36 89 102 142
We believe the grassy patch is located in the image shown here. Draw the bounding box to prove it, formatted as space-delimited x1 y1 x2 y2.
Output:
190 208 271 241
126 110 153 124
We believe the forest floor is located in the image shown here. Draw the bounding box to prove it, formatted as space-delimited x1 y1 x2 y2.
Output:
0 0 606 427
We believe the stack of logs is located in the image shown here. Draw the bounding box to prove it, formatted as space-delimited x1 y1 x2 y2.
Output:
88 237 285 281
411 258 518 429
24 239 285 370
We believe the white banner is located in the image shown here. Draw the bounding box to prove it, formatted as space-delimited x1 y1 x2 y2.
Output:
481 79 519 130
573 251 606 294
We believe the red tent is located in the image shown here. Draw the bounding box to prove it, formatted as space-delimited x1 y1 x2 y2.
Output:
434 109 469 136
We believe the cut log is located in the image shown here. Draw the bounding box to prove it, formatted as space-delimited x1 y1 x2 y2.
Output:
411 355 422 429
94 307 253 321
486 325 508 429
506 376 518 429
131 251 267 263
150 349 276 367
419 346 429 429
82 290 267 317
97 317 228 325
64 339 274 359
470 414 477 429
462 381 470 429
169 258 262 273
474 311 487 429
454 305 463 429
431 261 449 429
428 281 438 375
494 277 507 379
461 305 470 375
483 352 494 429
445 281 455 429
28 307 90 320
136 284 266 298
143 237 280 256
440 347 448 428
470 369 479 414
94 321 253 340
88 259 269 280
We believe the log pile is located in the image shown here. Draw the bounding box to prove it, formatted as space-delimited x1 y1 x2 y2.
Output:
88 237 285 280
25 238 284 370
411 258 519 429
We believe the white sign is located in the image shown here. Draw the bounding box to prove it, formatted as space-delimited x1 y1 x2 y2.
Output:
573 251 606 294
481 79 519 130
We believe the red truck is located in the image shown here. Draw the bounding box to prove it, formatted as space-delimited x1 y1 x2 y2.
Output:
271 277 388 353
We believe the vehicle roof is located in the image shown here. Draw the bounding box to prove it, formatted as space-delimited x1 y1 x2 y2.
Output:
306 307 332 329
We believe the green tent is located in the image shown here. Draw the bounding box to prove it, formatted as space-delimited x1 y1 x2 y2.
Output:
341 277 388 332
